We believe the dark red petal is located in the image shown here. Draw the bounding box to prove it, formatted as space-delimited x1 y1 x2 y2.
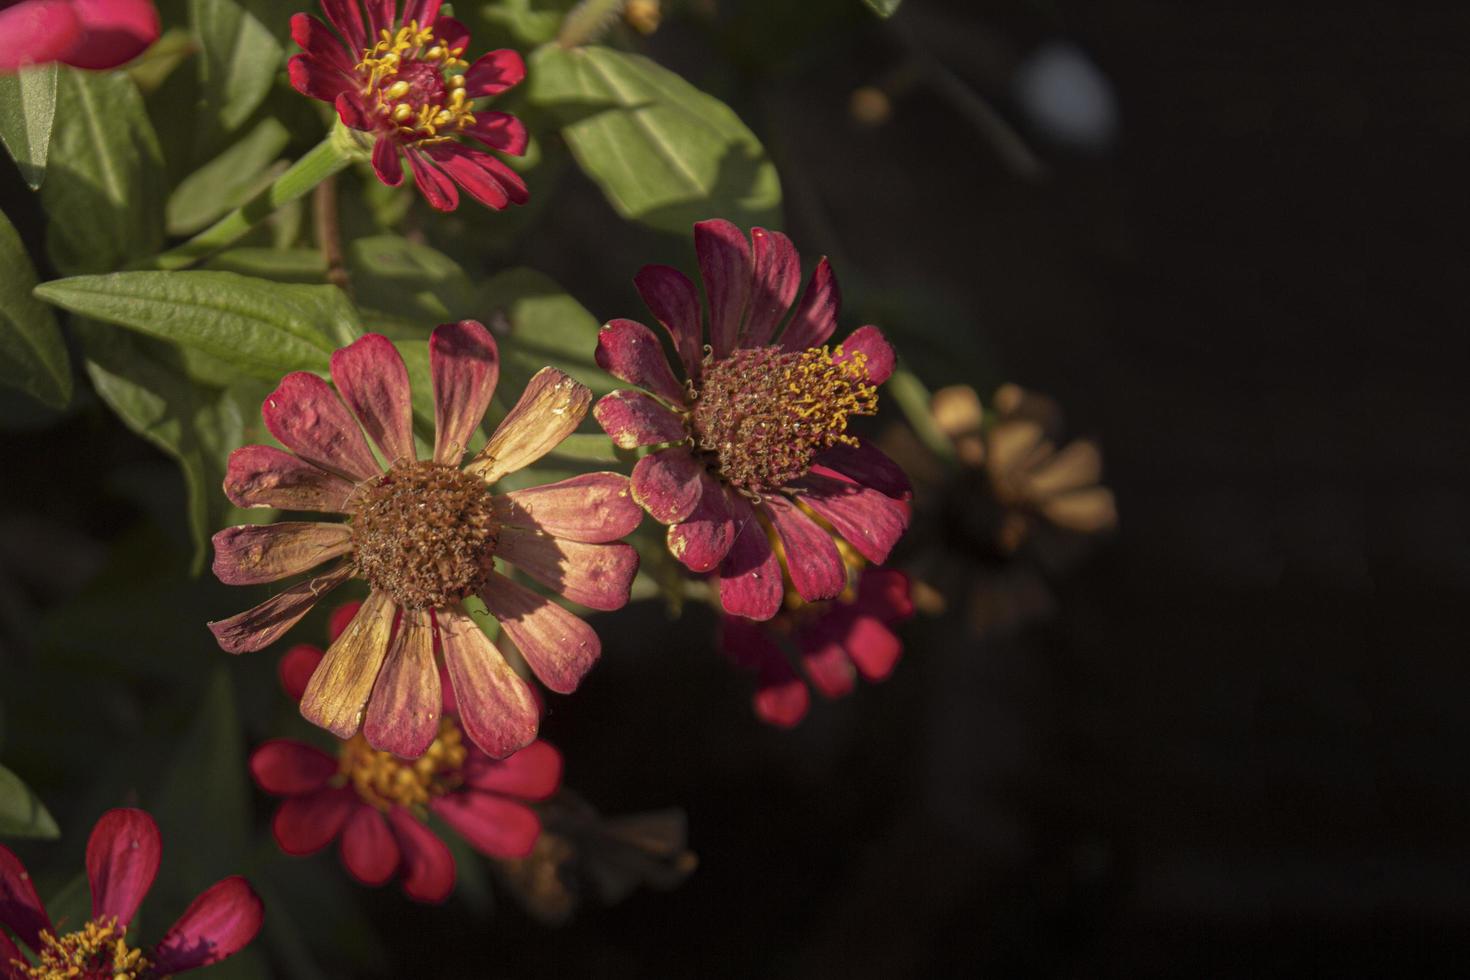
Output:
150 877 264 973
405 1 444 28
720 618 808 727
372 136 403 187
207 563 353 654
667 476 737 574
634 264 703 379
763 496 845 602
211 522 352 586
842 615 903 682
86 808 160 928
779 257 841 352
431 793 540 859
58 0 159 71
406 149 459 212
329 601 363 642
223 445 355 513
631 448 704 524
743 227 801 348
1 927 21 973
429 319 499 465
320 0 366 51
431 14 467 53
288 53 355 104
800 633 858 698
493 472 643 544
429 144 510 211
694 219 752 359
812 439 911 500
249 740 337 796
594 389 687 449
290 13 355 73
261 371 381 483
789 475 910 565
478 573 600 695
856 568 914 623
364 0 394 37
594 319 685 403
0 1 81 72
0 843 52 949
716 499 783 620
836 324 895 385
465 111 528 156
272 789 356 855
332 332 415 465
362 609 441 759
463 48 525 98
462 741 562 800
386 809 455 903
340 807 399 886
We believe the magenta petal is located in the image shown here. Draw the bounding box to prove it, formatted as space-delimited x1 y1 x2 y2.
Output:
436 607 540 759
279 644 324 702
836 324 895 385
320 0 366 51
633 264 703 379
208 563 352 654
405 1 444 29
429 144 511 210
262 372 382 483
223 445 356 513
800 632 858 698
594 319 686 404
431 793 540 859
87 808 160 928
363 609 441 758
290 13 355 73
340 807 399 886
334 90 371 129
843 615 903 682
498 529 638 612
478 572 600 695
463 741 561 800
466 111 528 156
1 926 20 972
0 1 81 72
430 319 499 465
790 475 910 564
0 843 52 949
716 498 783 620
763 496 845 602
372 136 404 187
249 740 337 796
494 472 642 544
667 476 737 574
694 219 752 360
272 790 356 855
59 0 159 70
779 257 841 352
211 521 351 586
364 0 394 36
432 14 470 58
150 876 263 974
463 48 525 97
386 808 455 903
720 617 809 728
407 149 459 211
594 389 687 449
812 439 911 500
288 53 353 103
858 567 915 623
631 448 704 524
332 333 415 465
743 227 801 347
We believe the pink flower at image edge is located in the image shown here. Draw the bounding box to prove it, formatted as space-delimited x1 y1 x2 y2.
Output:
0 0 160 73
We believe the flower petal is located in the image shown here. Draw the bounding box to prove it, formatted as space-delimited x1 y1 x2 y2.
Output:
1027 439 1104 497
430 13 465 51
272 789 356 855
463 741 562 800
331 333 415 465
430 319 499 465
667 476 736 574
319 0 366 51
716 498 782 620
0 843 52 949
261 372 382 483
406 148 459 211
224 445 356 513
593 390 686 451
364 0 394 37
278 644 323 702
812 439 911 501
493 472 642 544
763 496 845 602
856 567 914 623
290 13 355 74
630 448 703 524
0 1 81 73
59 0 159 71
150 876 264 974
497 530 637 612
340 807 399 886
789 474 910 564
372 136 404 188
742 227 801 348
1 926 20 970
720 617 809 728
835 324 895 385
799 631 857 698
436 607 540 759
694 219 752 360
404 1 444 29
249 740 337 796
386 808 455 903
211 522 351 586
363 608 441 759
429 144 509 210
634 264 703 379
299 590 396 739
594 319 685 404
289 53 355 104
465 111 527 156
779 257 840 352
478 572 599 695
208 563 353 654
329 601 363 641
431 793 540 859
465 368 590 484
1040 486 1118 534
842 614 903 682
463 48 525 98
86 808 160 928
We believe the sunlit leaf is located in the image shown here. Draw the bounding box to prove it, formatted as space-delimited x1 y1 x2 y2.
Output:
0 763 59 839
0 209 71 408
477 266 616 400
347 234 478 329
191 0 285 134
0 63 57 189
862 0 902 16
167 117 291 235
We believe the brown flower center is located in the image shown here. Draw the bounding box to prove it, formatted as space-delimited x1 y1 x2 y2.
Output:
689 345 878 495
356 20 474 144
351 460 498 609
15 918 149 980
339 717 468 808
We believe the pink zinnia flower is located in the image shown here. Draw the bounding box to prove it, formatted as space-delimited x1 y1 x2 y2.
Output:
288 0 528 211
0 0 159 72
208 321 641 760
250 638 562 904
592 220 911 621
0 809 262 978
721 565 913 727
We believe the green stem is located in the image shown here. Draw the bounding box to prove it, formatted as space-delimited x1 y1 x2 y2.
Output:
888 363 955 462
141 125 366 271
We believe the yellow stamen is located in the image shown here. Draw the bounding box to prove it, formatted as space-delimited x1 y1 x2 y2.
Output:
338 717 468 810
15 917 150 980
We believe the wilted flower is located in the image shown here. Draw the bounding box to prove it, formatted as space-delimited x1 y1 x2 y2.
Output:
0 0 159 72
0 809 262 978
209 322 641 760
289 0 528 211
250 636 562 904
593 219 911 621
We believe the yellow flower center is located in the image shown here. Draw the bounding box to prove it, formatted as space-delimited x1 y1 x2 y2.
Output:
339 716 468 809
13 918 149 980
356 20 475 143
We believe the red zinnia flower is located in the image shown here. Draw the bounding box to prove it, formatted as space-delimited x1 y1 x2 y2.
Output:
289 0 528 211
250 636 562 904
720 560 913 727
0 0 159 72
592 220 911 621
0 809 262 978
208 321 641 760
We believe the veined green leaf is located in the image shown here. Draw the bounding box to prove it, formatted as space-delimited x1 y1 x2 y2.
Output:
167 117 291 235
528 45 781 233
348 234 478 328
35 270 360 379
477 266 616 401
482 0 580 47
0 63 57 189
204 247 328 283
191 0 285 134
0 763 59 839
862 0 903 16
0 209 71 408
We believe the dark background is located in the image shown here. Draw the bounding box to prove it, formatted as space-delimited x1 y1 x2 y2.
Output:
4 0 1468 976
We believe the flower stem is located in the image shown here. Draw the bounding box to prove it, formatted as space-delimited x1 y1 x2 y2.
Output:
888 364 955 462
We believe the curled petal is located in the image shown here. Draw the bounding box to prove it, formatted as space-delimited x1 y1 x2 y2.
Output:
261 372 381 483
630 448 703 525
763 496 845 602
150 877 264 974
331 333 415 465
466 368 590 484
429 144 528 209
208 563 353 654
493 472 642 544
790 475 910 565
716 499 783 621
299 590 396 739
498 529 637 612
463 48 525 98
272 789 356 855
0 843 53 949
634 264 702 379
667 476 736 574
431 793 540 860
223 445 356 513
406 149 459 211
835 324 895 385
86 808 160 928
386 808 455 903
478 573 600 695
813 440 911 501
340 807 399 886
694 219 751 360
743 227 801 348
594 320 685 404
211 522 351 586
290 13 355 74
363 608 441 759
436 607 540 759
463 741 562 800
372 136 403 187
779 257 840 352
249 740 337 796
430 319 499 465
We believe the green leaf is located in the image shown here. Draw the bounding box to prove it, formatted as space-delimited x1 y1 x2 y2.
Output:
477 266 617 401
862 0 903 16
35 270 360 380
0 63 57 189
204 247 328 283
347 234 478 328
528 45 781 233
0 209 71 408
191 0 286 134
167 117 291 235
41 68 164 275
482 0 580 47
0 763 59 839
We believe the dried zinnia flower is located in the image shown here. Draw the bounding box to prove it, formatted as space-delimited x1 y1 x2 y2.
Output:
209 321 641 760
289 0 528 211
249 637 562 903
593 219 911 621
0 0 159 73
0 809 262 977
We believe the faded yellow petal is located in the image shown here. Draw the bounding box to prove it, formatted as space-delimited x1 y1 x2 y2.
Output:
1040 486 1118 534
1026 439 1104 498
300 590 396 739
465 368 591 485
930 385 983 439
